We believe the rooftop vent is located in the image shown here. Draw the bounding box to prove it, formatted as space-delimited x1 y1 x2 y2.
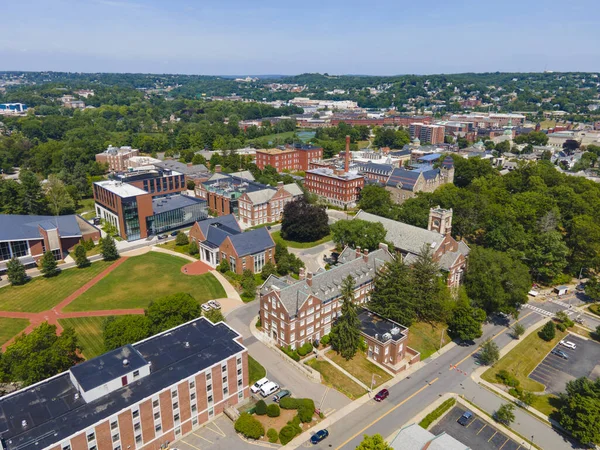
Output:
382 333 392 341
123 359 129 367
21 420 27 428
74 393 80 400
184 342 190 348
390 327 401 336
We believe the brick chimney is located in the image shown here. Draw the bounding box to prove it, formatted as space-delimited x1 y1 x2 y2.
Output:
378 242 389 252
277 181 284 188
299 267 306 280
363 249 369 262
344 135 350 173
306 272 313 287
355 246 361 259
214 164 222 173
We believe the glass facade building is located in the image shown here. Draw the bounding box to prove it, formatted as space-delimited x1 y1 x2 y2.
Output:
146 200 208 236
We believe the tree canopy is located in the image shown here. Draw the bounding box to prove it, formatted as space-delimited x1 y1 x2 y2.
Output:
557 377 600 445
331 275 362 360
281 198 329 243
330 219 387 252
145 292 202 333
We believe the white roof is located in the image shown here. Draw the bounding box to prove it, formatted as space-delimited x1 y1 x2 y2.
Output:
284 183 303 197
94 180 147 197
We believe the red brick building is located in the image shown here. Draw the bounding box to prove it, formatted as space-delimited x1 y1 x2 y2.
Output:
255 145 322 172
330 115 431 128
409 123 445 145
95 146 140 172
0 318 249 450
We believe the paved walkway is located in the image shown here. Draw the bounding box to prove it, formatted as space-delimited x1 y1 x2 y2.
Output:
181 260 212 275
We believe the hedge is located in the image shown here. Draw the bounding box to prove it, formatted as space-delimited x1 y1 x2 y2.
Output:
281 345 300 361
496 370 520 387
267 428 278 443
418 398 456 429
320 334 330 345
280 397 315 411
267 403 280 417
255 400 267 415
279 425 299 445
297 341 314 357
234 413 265 439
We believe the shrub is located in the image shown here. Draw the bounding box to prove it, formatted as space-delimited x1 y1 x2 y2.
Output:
217 259 230 273
279 425 298 445
297 341 314 357
508 387 523 398
267 404 280 417
496 370 520 387
175 232 189 246
556 322 567 332
320 334 330 345
281 346 300 361
280 397 315 411
419 398 456 429
539 321 556 341
267 428 278 443
255 400 267 415
255 317 262 328
234 413 265 439
298 406 313 423
188 240 199 256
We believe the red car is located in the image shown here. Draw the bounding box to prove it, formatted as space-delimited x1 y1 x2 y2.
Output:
374 389 389 402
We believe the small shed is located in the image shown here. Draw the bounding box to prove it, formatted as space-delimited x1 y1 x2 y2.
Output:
554 285 568 296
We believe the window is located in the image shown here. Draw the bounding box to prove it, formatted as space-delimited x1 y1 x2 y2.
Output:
209 407 214 417
114 446 121 450
171 390 178 398
87 433 95 443
306 315 314 325
307 325 314 335
192 417 198 426
152 399 159 408
175 427 181 436
207 383 212 392
134 423 141 432
190 380 195 389
90 446 97 450
307 307 314 315
62 445 71 450
133 370 139 378
222 376 227 384
238 391 244 399
173 401 179 410
290 333 295 341
223 386 229 395
222 365 227 373
192 404 197 413
112 434 119 443
290 322 295 330
238 379 243 387
374 346 380 354
191 392 196 400
208 394 213 404
132 410 139 419
206 372 212 381
174 413 180 422
155 423 162 433
110 421 118 430
237 368 242 376
154 411 160 420
237 357 242 366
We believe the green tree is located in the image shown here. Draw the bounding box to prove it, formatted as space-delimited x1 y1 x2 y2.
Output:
557 377 600 445
175 232 189 246
447 288 486 341
512 322 525 339
241 269 257 299
19 170 46 215
234 413 265 439
369 257 416 326
281 197 329 243
6 257 27 286
494 403 515 425
100 235 119 261
204 308 225 324
411 245 450 324
330 219 387 251
526 231 569 282
74 244 90 268
539 321 556 341
356 434 393 450
45 174 75 215
146 293 202 333
103 315 151 351
217 259 230 273
520 390 535 408
585 276 600 302
331 275 361 360
40 251 59 277
358 185 396 219
479 339 500 365
261 261 277 280
188 240 199 256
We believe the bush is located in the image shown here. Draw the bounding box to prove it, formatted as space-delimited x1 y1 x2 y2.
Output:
234 413 265 439
320 334 330 345
556 322 567 332
280 397 315 411
217 259 230 273
281 346 300 361
188 240 199 256
298 406 313 423
255 400 267 415
419 398 456 429
539 321 556 341
508 387 523 398
267 404 280 417
279 425 298 445
496 370 520 387
175 232 189 246
297 341 314 357
267 428 278 443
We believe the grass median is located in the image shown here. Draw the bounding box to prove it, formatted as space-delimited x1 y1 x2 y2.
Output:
327 350 392 388
306 358 367 399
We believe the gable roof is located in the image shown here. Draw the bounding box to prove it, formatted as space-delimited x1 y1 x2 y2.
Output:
386 168 422 191
245 189 277 205
228 227 275 257
197 214 241 239
0 215 83 241
283 183 303 197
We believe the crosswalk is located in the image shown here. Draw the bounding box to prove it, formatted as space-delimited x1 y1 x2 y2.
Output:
523 304 555 317
548 298 573 309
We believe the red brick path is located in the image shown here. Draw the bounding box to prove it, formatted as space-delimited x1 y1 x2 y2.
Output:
0 257 146 351
181 260 212 275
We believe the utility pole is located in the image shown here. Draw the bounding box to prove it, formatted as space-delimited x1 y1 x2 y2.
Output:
439 328 446 350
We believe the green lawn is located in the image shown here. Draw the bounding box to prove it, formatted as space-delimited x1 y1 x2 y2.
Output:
272 231 332 249
0 260 113 312
306 358 367 399
248 355 266 385
156 240 198 258
406 322 450 360
250 131 296 143
76 197 97 214
0 317 30 346
58 316 117 359
64 252 226 311
482 324 567 392
327 350 392 388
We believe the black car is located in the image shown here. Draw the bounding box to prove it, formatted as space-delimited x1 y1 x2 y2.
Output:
170 231 179 237
457 411 473 426
551 349 569 359
310 429 329 445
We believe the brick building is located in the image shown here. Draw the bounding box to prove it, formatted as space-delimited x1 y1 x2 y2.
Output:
188 215 275 274
255 144 322 172
329 115 431 128
95 146 140 172
0 318 249 450
409 123 445 145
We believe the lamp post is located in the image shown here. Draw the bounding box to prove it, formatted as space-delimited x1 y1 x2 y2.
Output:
370 373 382 393
440 328 446 351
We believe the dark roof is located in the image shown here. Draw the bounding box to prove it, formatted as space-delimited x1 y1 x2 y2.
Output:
385 168 421 191
154 160 209 176
442 155 454 168
228 227 275 257
70 345 147 392
0 215 82 241
152 195 206 215
292 143 322 151
389 149 411 157
0 318 244 450
358 308 408 343
198 214 241 238
358 162 394 175
422 169 441 181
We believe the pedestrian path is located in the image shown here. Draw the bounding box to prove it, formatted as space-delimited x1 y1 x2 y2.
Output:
523 303 554 317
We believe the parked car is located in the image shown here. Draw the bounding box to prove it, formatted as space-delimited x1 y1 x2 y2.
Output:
208 300 221 310
273 390 291 402
458 411 473 426
310 429 329 445
157 234 168 240
201 303 212 312
259 381 279 397
250 377 269 394
551 349 569 359
374 389 389 402
170 231 179 237
576 283 585 292
560 340 577 350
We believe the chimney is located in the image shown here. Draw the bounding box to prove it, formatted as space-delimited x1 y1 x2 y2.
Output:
277 181 284 188
215 164 222 173
363 249 369 262
344 135 350 173
355 246 361 259
187 162 193 167
123 359 129 367
378 242 389 252
306 272 313 287
299 267 306 280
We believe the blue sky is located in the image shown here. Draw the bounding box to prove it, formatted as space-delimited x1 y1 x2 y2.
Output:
2 0 600 75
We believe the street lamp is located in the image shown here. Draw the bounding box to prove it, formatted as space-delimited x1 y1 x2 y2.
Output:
370 373 382 393
530 435 534 450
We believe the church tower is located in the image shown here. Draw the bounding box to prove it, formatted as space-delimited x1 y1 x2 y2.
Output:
428 206 453 236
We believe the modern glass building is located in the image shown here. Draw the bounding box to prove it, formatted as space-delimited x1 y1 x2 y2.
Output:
147 196 208 235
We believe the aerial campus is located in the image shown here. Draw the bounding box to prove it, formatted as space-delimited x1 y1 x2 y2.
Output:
2 4 600 450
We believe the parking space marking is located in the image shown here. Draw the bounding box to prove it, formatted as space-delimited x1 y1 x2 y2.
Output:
206 422 226 437
476 423 487 435
466 418 475 428
181 440 203 450
488 431 498 442
499 437 509 449
192 432 214 444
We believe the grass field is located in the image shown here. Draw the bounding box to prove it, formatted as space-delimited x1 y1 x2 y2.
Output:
250 131 296 144
0 260 113 312
406 322 450 360
58 316 117 359
0 317 30 346
64 252 226 311
248 355 266 385
306 358 367 399
272 231 332 249
327 350 392 388
76 197 97 214
156 240 198 258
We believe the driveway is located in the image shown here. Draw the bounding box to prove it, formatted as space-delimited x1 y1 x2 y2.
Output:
287 241 336 274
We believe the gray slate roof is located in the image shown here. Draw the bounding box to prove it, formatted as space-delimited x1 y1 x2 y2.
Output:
262 247 392 317
0 215 82 241
154 160 208 176
198 214 241 238
228 227 275 257
196 215 274 256
283 183 303 197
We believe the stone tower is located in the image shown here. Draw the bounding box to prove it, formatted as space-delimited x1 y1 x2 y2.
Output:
428 206 453 236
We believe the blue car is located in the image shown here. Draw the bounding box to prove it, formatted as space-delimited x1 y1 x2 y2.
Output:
310 429 329 445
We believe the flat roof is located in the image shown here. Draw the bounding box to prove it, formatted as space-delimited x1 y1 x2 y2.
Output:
307 168 363 181
94 180 147 197
256 148 295 155
0 215 83 242
358 308 408 343
0 318 244 450
152 195 206 214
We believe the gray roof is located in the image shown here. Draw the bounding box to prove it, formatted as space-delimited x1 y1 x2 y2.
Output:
152 195 206 214
262 247 392 317
196 215 274 256
0 215 83 241
390 423 469 450
246 189 276 205
283 183 303 197
229 170 255 181
154 160 208 177
198 214 241 238
228 227 275 257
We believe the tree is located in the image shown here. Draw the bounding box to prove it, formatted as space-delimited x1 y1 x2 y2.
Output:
411 246 450 324
40 251 59 277
103 315 151 351
539 321 556 341
494 403 515 425
267 403 280 417
188 240 199 256
330 275 361 360
1 322 82 386
186 179 196 190
526 231 569 283
358 186 396 219
451 155 497 188
520 390 535 408
19 170 46 215
146 293 202 333
204 308 225 324
512 322 525 339
74 244 90 268
45 174 75 215
175 232 189 246
479 339 500 365
356 434 393 450
217 259 230 273
234 413 264 440
255 399 267 415
447 289 486 341
281 197 329 243
330 219 387 252
585 276 600 302
100 235 119 261
241 269 257 299
557 377 600 445
369 257 416 326
261 261 277 280
6 257 27 286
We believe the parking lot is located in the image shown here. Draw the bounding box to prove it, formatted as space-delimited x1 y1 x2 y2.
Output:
529 334 600 395
431 406 525 450
176 416 271 450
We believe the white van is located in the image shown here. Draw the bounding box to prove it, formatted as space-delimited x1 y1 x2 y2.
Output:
259 381 280 397
251 377 269 394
